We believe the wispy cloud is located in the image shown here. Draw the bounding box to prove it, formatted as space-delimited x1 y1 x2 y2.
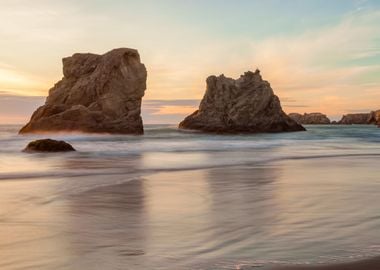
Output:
142 100 199 124
0 94 44 124
257 11 380 116
0 65 50 96
143 9 380 118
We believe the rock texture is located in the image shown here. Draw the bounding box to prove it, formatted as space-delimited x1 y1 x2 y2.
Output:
179 70 305 133
369 110 380 126
338 113 372 125
288 113 331 124
19 48 147 134
23 139 75 152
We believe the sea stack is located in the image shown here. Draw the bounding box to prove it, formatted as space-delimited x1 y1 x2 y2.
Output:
179 70 305 133
289 112 331 124
19 48 147 134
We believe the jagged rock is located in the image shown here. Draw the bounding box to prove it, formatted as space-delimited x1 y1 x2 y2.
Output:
338 113 372 125
288 112 331 124
179 70 305 133
23 139 75 153
19 48 147 134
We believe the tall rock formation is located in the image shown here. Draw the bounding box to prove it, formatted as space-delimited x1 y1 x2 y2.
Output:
289 112 331 124
179 70 305 133
19 48 147 134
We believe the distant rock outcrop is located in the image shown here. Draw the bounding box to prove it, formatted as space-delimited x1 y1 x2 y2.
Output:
23 139 75 153
369 110 380 126
288 113 331 124
179 70 305 133
338 113 372 125
19 48 147 134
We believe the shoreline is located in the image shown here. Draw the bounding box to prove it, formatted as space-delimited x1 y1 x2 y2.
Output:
268 256 380 270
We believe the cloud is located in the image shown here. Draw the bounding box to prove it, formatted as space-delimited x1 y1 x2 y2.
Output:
256 11 380 116
142 99 199 124
152 106 197 115
143 99 199 112
0 66 49 96
142 9 380 119
0 94 45 124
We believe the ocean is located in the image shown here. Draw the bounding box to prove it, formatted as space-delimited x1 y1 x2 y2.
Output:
0 124 379 270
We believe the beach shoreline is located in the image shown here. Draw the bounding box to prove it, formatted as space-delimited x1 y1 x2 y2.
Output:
268 256 380 270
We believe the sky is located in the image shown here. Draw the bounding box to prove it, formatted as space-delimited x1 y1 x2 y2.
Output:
0 0 380 124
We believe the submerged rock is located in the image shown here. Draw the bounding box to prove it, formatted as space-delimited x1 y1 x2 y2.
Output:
179 70 305 133
19 48 147 134
288 112 331 124
23 139 75 152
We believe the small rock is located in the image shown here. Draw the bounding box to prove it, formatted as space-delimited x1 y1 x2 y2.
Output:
23 139 76 153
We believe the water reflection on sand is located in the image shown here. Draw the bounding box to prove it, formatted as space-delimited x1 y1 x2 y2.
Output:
0 154 380 269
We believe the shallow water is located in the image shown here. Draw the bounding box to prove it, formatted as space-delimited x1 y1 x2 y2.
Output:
0 124 379 269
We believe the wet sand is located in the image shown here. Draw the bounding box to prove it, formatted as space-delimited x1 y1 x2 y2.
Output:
1 157 380 269
270 256 380 270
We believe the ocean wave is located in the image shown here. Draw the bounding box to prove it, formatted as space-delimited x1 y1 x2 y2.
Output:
1 152 379 182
